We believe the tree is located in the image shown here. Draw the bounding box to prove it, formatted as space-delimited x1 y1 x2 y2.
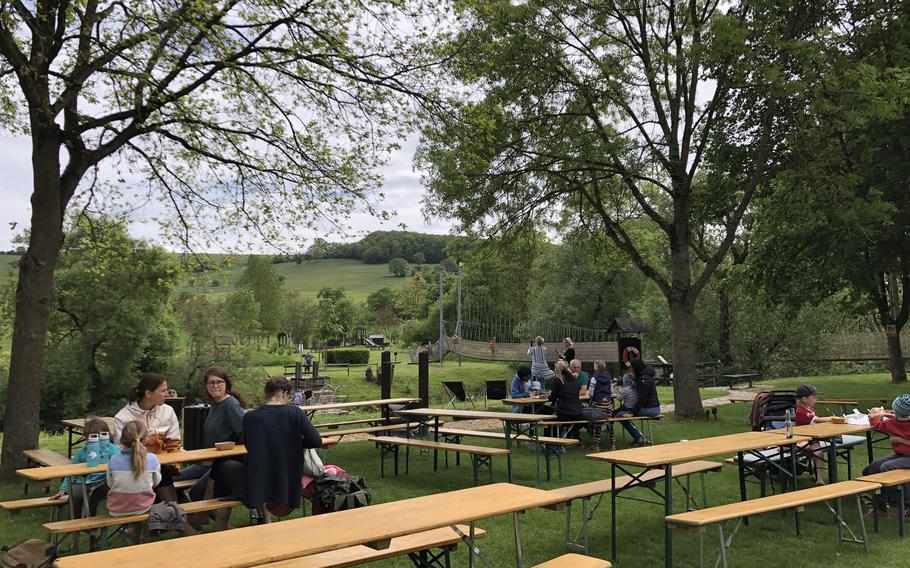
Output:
412 252 426 265
388 257 410 277
235 256 283 333
417 1 828 416
0 1 436 477
283 292 318 347
314 287 356 345
41 218 179 422
222 289 262 337
751 1 910 383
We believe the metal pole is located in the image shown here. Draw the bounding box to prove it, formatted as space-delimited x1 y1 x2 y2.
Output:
439 267 445 368
456 267 463 367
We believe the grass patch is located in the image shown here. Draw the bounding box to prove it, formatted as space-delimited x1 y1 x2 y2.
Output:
2 373 908 567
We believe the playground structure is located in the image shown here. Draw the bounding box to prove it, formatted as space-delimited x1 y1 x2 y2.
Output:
411 337 620 364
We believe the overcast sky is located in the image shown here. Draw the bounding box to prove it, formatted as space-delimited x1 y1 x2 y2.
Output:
0 134 454 252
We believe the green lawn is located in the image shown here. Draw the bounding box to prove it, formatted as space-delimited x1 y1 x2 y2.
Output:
176 257 426 302
3 373 909 566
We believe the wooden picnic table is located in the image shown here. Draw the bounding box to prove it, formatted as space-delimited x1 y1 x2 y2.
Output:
587 431 812 568
299 397 419 419
761 422 875 483
17 445 249 483
721 374 758 389
54 482 564 568
397 408 557 485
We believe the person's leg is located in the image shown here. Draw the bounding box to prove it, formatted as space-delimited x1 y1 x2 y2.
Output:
867 455 899 512
69 483 87 519
212 460 245 531
86 482 109 516
614 407 643 442
155 465 178 503
878 455 910 508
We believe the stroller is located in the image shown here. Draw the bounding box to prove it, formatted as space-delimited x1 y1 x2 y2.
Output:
750 390 797 432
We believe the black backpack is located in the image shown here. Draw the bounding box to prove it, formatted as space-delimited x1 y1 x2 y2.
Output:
1 539 56 568
314 474 372 513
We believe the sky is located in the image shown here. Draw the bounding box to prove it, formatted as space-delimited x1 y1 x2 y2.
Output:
0 134 455 252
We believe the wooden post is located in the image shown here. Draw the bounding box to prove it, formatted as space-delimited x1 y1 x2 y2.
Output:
418 351 429 408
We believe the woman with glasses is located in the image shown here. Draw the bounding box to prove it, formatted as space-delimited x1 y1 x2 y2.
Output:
177 368 247 504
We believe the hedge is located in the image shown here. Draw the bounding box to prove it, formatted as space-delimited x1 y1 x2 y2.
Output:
325 348 370 365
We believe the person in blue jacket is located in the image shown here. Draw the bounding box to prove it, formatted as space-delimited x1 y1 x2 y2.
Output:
509 366 534 413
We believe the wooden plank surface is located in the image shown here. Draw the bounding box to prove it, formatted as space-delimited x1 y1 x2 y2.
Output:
18 445 247 482
761 422 872 438
53 483 564 568
398 408 556 423
367 436 511 455
532 553 611 568
857 469 910 487
665 480 880 527
587 432 812 467
300 398 418 413
263 525 487 568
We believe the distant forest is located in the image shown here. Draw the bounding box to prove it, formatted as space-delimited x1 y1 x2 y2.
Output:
276 231 455 265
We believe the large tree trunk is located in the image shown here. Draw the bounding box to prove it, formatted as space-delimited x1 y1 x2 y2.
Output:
670 297 704 416
0 129 65 480
885 333 907 384
718 286 733 366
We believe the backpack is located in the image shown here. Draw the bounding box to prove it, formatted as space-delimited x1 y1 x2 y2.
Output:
1 539 56 568
314 474 372 513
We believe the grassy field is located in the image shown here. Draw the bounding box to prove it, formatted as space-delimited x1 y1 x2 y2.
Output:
2 373 909 567
177 257 426 302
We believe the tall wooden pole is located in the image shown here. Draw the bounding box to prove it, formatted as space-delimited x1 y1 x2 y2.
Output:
418 351 429 407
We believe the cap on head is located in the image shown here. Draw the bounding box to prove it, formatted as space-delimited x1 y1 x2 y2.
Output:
795 384 818 398
891 394 910 418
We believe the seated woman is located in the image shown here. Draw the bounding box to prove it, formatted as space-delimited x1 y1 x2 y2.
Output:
215 376 322 529
176 367 246 502
614 358 660 446
114 373 182 502
548 365 611 448
509 366 534 413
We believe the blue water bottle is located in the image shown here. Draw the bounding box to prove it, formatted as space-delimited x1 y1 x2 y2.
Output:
86 433 101 467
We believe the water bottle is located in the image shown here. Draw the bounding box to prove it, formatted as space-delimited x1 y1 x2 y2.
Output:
784 409 793 439
99 431 110 454
86 433 101 467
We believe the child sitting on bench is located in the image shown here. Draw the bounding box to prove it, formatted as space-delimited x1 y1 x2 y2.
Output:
794 383 832 486
864 394 910 518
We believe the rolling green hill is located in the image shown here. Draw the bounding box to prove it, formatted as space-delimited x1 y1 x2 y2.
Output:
178 257 423 302
2 254 421 303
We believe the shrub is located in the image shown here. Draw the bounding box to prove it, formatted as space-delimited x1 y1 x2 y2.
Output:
326 347 370 365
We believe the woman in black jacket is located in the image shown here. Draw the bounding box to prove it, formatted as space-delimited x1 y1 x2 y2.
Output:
548 366 611 446
620 358 661 446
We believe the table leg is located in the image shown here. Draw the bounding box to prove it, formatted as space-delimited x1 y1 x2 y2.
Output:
610 462 617 562
513 511 523 568
503 422 514 484
866 431 874 465
67 426 75 458
737 450 749 527
469 521 476 568
433 416 440 472
828 438 838 484
664 463 673 568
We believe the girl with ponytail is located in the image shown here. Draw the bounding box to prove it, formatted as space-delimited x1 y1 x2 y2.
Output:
106 421 161 517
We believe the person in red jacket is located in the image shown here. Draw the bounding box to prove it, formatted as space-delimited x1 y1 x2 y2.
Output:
794 384 832 485
863 394 910 518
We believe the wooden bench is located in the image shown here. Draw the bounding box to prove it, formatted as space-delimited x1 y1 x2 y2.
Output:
314 417 399 430
532 553 611 567
261 525 487 567
437 428 579 481
0 495 69 522
857 469 910 537
22 449 71 494
44 498 243 552
319 422 440 441
544 460 723 554
544 415 663 445
666 480 881 568
367 436 510 485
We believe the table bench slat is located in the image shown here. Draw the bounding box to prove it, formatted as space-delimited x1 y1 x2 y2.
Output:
367 436 510 456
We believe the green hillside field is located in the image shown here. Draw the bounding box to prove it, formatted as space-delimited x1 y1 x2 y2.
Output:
0 254 422 303
177 257 424 302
